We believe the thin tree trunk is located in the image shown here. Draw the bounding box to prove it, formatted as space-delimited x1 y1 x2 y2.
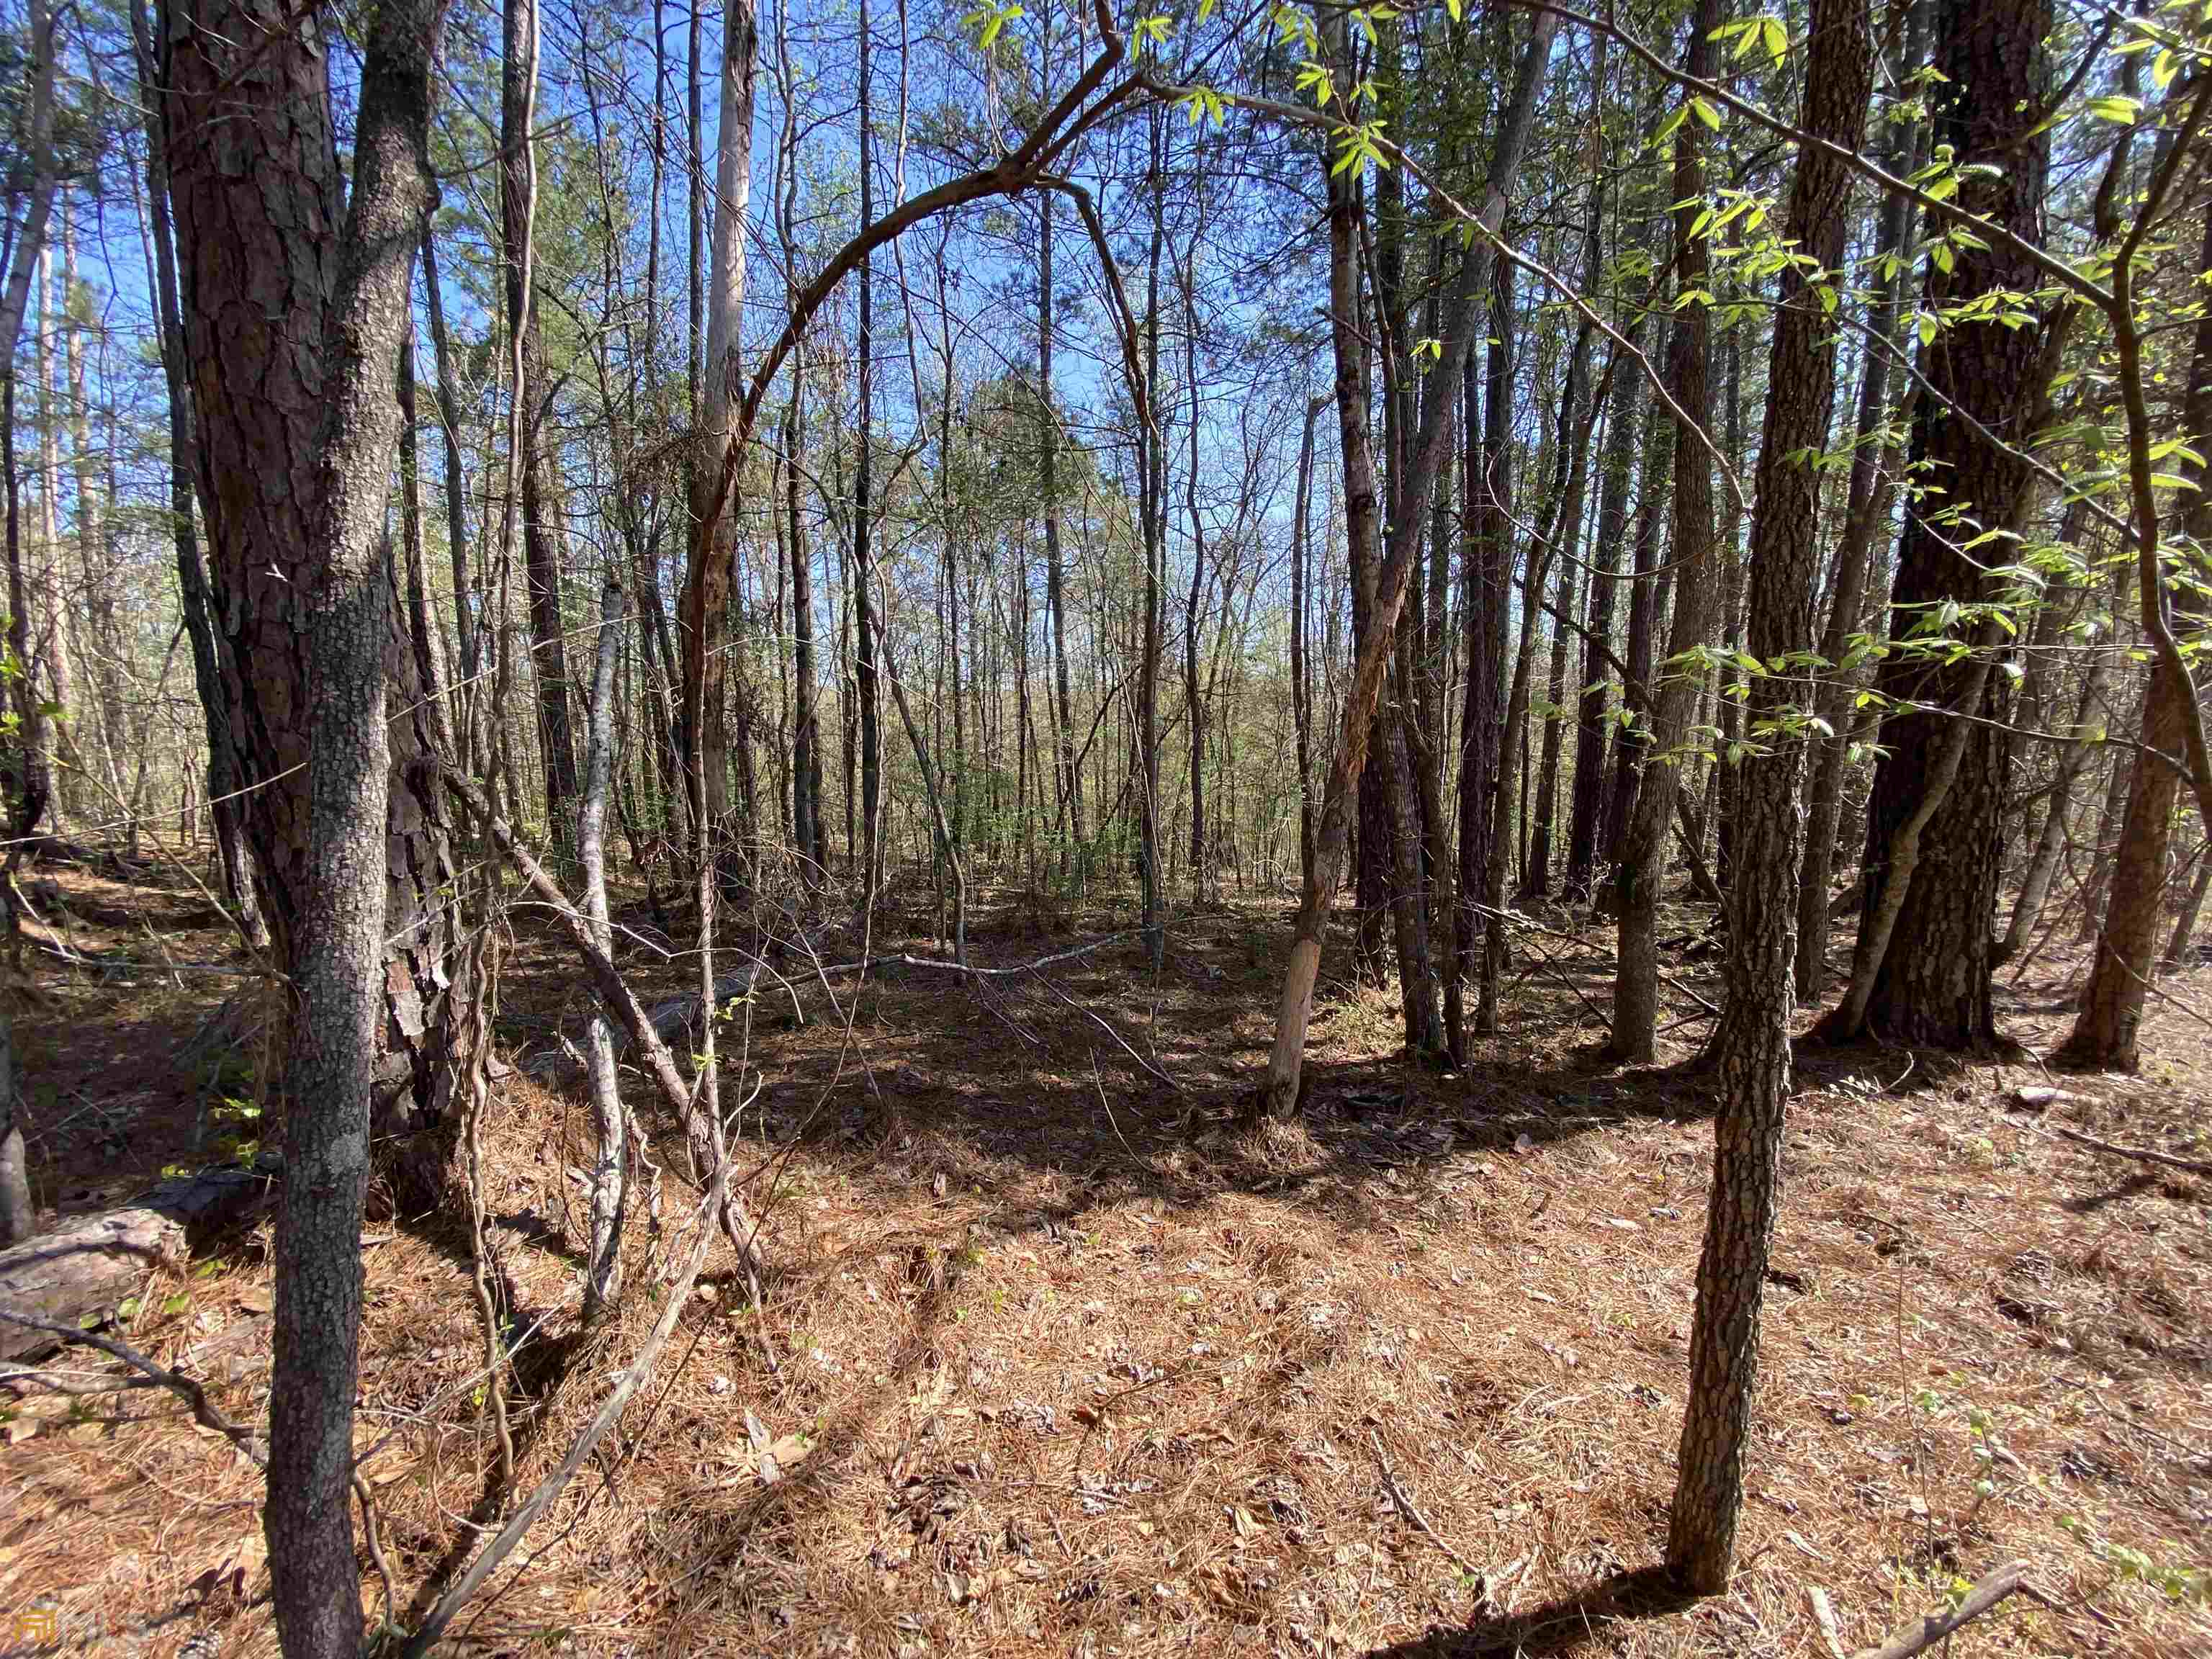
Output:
499 0 579 845
1565 303 1646 900
1668 0 1869 1592
1611 0 1725 1064
1604 386 1672 875
2057 208 2212 1067
1794 0 1928 996
1292 392 1326 887
1259 8 1556 1116
854 0 881 918
681 0 759 859
579 580 626 1321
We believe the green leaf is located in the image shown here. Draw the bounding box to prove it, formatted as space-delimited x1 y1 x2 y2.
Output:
1690 96 1721 130
1761 16 1787 62
2087 94 2142 124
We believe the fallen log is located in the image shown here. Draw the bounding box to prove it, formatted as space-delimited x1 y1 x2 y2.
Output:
0 1164 274 1359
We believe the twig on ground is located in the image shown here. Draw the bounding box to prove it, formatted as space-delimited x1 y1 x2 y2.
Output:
1369 1428 1483 1586
0 1306 266 1465
2047 1123 2212 1179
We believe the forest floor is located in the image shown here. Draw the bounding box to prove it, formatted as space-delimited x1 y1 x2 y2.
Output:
1 853 2207 1659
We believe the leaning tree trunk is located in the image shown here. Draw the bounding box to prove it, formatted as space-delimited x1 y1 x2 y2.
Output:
2003 574 2120 957
1611 0 1724 1064
2056 210 2212 1067
1832 0 2055 1049
578 581 627 1319
1259 8 1557 1118
1668 0 1870 1593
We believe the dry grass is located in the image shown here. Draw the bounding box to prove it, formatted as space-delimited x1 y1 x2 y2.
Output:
2 864 2207 1658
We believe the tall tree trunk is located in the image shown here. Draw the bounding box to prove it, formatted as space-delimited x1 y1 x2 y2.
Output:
854 0 881 915
1611 0 1725 1064
1259 7 1556 1116
500 0 579 845
128 0 267 949
2056 204 2212 1069
1565 309 1647 901
681 0 759 859
60 207 129 815
32 251 76 832
0 0 53 1240
1827 0 2055 1048
1527 552 1579 899
1139 108 1166 963
1040 124 1082 862
1794 0 1928 996
1667 0 1870 1593
1182 250 1210 904
1604 385 1672 874
1708 331 1745 889
171 0 451 1645
1292 392 1326 887
419 215 482 761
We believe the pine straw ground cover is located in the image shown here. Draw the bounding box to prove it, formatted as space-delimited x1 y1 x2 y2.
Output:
1 870 2207 1658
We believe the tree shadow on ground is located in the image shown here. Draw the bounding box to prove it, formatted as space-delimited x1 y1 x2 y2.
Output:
1360 1567 1699 1657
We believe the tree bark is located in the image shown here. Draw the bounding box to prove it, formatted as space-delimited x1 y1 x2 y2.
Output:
1604 382 1673 875
1794 0 1928 997
1565 307 1647 901
1668 0 1870 1593
1837 0 2054 1048
1611 0 1725 1064
1259 7 1557 1116
499 0 580 845
2056 205 2212 1069
1292 392 1327 888
681 0 760 855
579 581 627 1320
168 0 451 1645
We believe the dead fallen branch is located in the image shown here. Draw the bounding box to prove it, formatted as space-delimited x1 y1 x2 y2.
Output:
441 765 764 1274
399 1136 739 1659
1850 1560 2031 1659
0 1305 267 1462
2049 1123 2212 1179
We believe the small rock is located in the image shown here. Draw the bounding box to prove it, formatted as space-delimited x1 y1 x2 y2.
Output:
2011 1085 2069 1110
709 1374 732 1395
